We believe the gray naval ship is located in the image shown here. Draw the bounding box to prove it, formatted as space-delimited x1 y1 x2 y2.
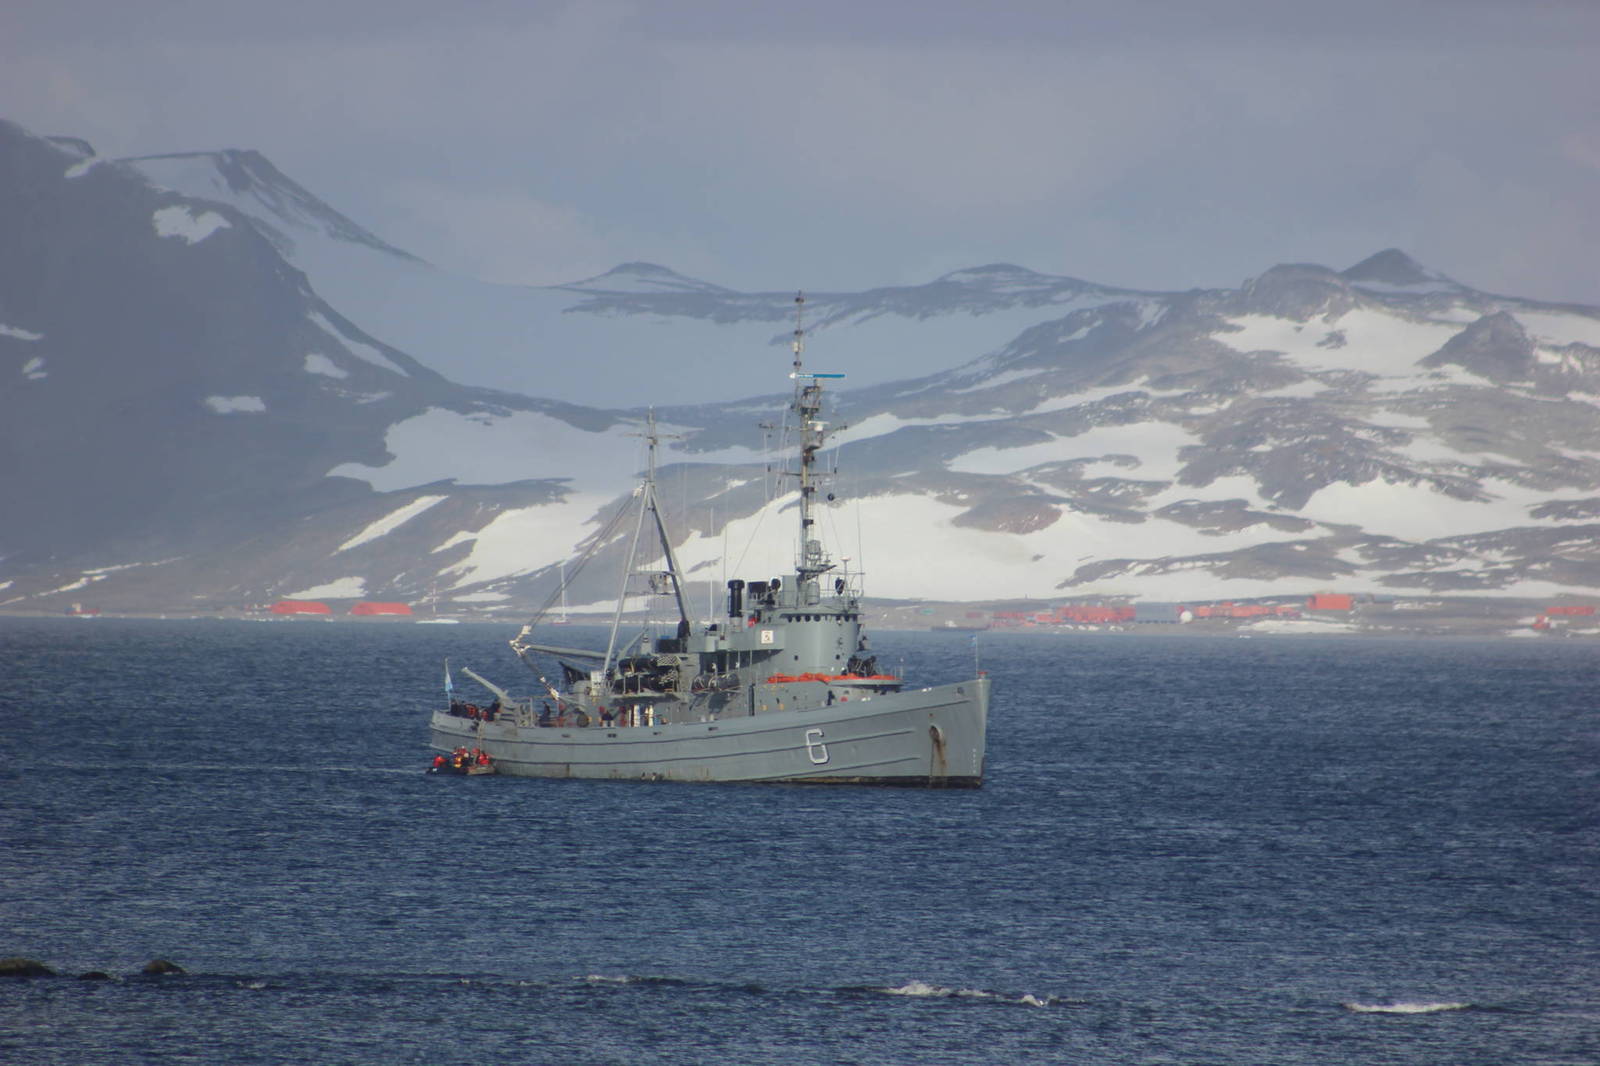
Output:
429 298 989 785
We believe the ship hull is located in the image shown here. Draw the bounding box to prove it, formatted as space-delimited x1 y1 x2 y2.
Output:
430 677 987 787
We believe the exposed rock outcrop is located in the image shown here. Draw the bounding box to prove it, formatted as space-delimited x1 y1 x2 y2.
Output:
0 957 56 977
141 958 187 975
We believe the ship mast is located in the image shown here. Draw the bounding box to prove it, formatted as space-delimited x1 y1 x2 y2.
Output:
789 294 843 588
602 411 690 672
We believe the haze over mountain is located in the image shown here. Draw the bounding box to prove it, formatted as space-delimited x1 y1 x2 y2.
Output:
117 145 1113 406
4 119 1599 617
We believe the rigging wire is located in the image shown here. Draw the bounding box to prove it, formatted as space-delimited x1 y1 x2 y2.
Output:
817 434 851 580
729 410 789 579
855 498 867 599
514 418 659 645
727 486 775 579
518 495 632 632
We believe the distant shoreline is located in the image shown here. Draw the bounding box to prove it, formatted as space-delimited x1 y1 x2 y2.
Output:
3 593 1595 641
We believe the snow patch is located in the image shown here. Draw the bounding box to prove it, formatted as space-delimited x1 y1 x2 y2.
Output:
153 205 231 244
304 352 350 379
1252 379 1328 400
1374 364 1498 396
204 395 266 414
1246 618 1358 635
1216 311 1462 379
950 421 1199 479
286 576 367 599
1300 475 1549 541
679 489 1309 602
307 310 409 378
437 493 612 591
336 495 448 553
825 409 1012 449
1136 300 1167 328
328 407 641 493
948 367 1051 393
84 561 163 576
1366 411 1434 432
1022 380 1193 416
1346 280 1460 296
1508 309 1600 349
1147 475 1279 513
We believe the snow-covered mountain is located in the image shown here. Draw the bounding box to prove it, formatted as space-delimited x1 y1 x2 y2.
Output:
119 148 1150 406
4 118 1598 617
0 120 629 609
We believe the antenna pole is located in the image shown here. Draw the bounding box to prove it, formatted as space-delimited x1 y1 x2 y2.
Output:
792 294 825 581
784 293 849 588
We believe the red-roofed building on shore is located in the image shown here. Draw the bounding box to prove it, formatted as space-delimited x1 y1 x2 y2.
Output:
350 601 414 616
1306 593 1354 611
270 600 331 615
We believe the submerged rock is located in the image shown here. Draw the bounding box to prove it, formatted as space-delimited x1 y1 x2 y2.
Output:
140 959 186 975
0 957 57 978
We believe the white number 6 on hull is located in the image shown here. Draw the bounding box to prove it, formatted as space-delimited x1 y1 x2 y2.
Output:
804 728 829 765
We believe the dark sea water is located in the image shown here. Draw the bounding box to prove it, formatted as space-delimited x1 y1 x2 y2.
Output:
3 617 1597 1064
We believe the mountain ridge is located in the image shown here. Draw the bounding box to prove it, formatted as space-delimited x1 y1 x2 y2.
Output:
3 119 1598 620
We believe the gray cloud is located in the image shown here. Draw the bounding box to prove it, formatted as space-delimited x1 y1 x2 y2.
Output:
5 0 1597 303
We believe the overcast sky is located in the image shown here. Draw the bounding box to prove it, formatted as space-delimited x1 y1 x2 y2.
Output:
6 0 1599 304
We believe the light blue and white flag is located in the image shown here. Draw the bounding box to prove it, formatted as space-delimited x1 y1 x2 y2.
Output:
444 659 454 696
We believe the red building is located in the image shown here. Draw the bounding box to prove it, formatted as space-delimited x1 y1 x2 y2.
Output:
350 602 413 616
270 600 331 615
1306 593 1354 611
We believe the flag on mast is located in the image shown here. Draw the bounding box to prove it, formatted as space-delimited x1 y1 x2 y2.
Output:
444 658 454 697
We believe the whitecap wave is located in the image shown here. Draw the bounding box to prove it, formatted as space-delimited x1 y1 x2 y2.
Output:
882 980 992 1000
883 980 957 998
879 980 1054 1006
1344 1001 1471 1014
